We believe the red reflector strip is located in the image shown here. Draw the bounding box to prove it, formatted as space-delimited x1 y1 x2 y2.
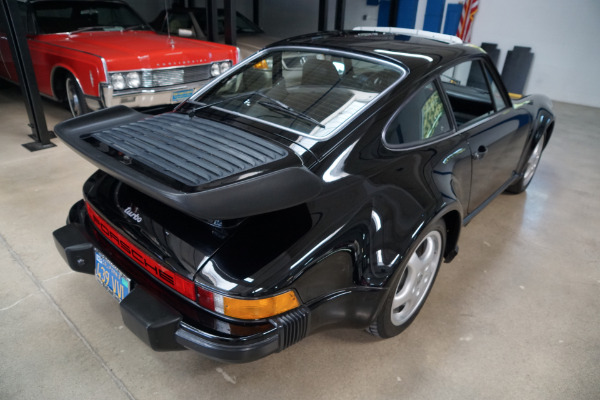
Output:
86 202 196 300
196 286 215 310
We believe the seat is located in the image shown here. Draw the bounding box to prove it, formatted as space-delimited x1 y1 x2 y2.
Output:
301 59 340 86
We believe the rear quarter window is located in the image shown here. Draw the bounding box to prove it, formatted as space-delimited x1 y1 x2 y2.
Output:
385 81 452 146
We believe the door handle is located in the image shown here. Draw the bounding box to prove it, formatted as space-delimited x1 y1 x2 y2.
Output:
472 145 488 160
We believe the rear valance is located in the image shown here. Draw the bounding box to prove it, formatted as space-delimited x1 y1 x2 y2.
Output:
55 106 322 220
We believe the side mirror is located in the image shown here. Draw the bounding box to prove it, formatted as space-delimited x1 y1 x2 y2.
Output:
177 28 193 37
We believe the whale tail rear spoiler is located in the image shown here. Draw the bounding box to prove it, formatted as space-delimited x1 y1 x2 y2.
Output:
54 106 322 220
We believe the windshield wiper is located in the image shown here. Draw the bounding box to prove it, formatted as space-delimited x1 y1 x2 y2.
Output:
257 99 325 128
186 91 325 128
70 26 107 33
186 92 262 117
123 24 149 31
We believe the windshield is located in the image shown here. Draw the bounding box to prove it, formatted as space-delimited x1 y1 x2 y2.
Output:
184 49 405 138
33 1 149 34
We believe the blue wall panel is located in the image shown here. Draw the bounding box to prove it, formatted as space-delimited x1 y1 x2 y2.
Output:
396 0 419 29
423 0 445 32
443 3 463 35
377 0 391 26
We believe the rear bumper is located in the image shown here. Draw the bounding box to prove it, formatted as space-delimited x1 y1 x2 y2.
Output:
52 200 309 363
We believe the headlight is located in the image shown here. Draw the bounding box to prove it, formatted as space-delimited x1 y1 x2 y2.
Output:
126 72 141 88
110 73 125 90
219 62 231 74
210 63 221 77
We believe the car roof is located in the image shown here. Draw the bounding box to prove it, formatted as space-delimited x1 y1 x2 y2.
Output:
269 31 485 81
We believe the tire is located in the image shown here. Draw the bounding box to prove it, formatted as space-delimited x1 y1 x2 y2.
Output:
369 219 445 338
65 73 90 117
506 134 545 194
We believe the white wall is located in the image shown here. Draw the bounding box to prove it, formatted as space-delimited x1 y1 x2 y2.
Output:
260 0 600 108
344 0 379 28
469 0 600 108
124 0 600 108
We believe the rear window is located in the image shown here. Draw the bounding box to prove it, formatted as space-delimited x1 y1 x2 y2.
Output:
187 49 406 139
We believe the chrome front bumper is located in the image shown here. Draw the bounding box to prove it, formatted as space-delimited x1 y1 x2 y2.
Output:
88 81 210 110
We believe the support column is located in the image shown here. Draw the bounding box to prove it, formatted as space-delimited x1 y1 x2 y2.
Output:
0 0 55 151
206 0 218 42
319 0 328 31
224 0 236 46
334 0 345 30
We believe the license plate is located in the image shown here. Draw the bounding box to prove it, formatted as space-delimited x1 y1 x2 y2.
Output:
95 250 131 302
171 89 194 102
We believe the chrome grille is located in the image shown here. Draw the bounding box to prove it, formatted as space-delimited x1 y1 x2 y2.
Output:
140 65 213 88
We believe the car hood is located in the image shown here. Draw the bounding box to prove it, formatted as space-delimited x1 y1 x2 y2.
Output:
40 31 237 71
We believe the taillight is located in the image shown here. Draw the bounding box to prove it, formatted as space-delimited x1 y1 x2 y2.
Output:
86 202 301 320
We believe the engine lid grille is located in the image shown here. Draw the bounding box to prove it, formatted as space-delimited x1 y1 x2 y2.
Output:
87 113 288 190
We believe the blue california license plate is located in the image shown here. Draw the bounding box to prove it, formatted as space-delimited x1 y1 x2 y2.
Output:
172 89 194 102
95 250 131 302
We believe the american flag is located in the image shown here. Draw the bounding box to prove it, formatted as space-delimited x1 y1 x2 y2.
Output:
456 0 479 42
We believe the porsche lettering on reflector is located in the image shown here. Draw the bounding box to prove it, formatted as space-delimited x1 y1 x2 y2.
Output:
95 250 131 302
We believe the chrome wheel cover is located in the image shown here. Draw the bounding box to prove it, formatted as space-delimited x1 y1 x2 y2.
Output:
390 230 442 326
66 77 83 117
523 139 544 186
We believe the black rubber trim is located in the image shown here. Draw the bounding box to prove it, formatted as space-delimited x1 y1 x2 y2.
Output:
120 286 185 351
175 323 280 363
52 223 95 274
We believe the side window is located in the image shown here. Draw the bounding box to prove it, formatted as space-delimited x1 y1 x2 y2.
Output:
441 60 504 127
385 82 451 146
485 67 508 111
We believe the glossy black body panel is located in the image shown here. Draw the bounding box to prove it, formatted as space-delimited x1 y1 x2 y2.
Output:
53 31 555 362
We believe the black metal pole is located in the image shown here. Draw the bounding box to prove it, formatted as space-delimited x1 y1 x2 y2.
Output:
388 0 399 27
0 0 55 151
223 0 236 46
253 0 259 26
318 0 328 31
206 0 218 42
334 0 345 31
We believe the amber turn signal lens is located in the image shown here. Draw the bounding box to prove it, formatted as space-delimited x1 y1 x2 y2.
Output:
253 59 269 70
222 290 300 320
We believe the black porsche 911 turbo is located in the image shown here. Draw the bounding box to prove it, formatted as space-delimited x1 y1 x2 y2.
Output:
53 30 554 363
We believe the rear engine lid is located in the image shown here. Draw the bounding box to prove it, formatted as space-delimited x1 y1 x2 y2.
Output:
84 170 236 281
55 106 322 220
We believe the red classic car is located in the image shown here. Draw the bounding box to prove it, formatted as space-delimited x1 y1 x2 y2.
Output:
0 0 239 116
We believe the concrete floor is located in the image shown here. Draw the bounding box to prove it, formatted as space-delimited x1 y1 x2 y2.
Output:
0 84 598 400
